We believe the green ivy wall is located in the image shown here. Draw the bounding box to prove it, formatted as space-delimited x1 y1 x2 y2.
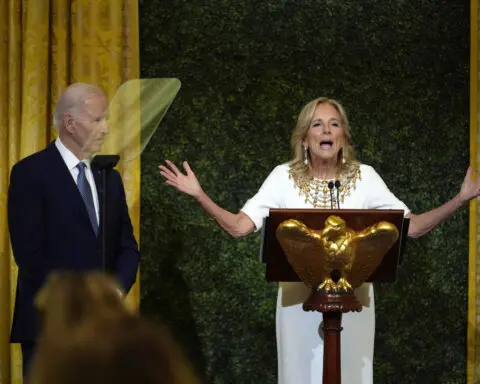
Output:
139 1 469 382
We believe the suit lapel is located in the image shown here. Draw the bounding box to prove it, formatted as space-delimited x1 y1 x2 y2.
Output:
46 142 98 237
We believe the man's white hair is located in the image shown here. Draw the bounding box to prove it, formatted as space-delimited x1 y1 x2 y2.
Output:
53 83 105 129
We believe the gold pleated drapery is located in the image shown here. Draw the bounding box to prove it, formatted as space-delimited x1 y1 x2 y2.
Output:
0 1 140 382
470 1 480 383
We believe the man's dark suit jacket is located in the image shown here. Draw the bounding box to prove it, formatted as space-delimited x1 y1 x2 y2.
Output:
8 141 140 342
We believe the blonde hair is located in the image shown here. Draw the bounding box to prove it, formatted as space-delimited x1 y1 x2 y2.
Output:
289 97 359 179
29 272 199 384
34 271 127 335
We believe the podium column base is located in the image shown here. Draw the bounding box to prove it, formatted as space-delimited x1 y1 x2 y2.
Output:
303 291 362 384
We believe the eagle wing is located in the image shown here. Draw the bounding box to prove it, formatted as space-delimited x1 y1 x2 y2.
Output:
276 219 330 288
347 221 399 289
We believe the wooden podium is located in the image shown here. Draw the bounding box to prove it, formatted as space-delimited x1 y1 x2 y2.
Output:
260 209 409 384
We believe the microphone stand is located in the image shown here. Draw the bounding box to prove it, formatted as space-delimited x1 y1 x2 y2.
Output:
328 181 334 209
334 180 341 209
91 154 120 271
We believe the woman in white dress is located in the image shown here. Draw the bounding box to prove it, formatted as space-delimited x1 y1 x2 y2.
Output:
159 97 480 384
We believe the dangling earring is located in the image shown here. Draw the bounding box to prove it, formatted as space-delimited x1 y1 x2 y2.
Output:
340 148 346 164
303 146 309 165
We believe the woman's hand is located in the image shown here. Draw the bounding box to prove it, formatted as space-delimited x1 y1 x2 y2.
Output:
159 160 203 198
459 166 480 204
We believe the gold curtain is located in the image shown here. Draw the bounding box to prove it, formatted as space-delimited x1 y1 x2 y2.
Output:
0 1 140 383
470 1 479 383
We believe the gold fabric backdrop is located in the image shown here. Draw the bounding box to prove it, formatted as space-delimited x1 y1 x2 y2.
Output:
0 1 140 383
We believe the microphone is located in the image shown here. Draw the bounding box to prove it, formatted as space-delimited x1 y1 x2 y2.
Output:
334 180 341 209
91 155 120 170
328 181 334 209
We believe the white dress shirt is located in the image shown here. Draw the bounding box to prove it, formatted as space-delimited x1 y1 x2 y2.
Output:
55 138 100 223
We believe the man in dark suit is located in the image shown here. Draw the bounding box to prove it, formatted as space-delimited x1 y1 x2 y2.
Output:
7 83 141 376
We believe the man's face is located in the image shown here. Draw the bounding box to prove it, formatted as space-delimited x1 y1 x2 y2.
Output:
70 93 109 156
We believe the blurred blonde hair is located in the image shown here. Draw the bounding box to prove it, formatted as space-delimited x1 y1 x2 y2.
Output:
29 272 199 384
289 97 359 179
33 271 128 342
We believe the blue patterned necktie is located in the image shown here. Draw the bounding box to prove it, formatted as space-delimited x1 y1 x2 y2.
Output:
76 162 98 235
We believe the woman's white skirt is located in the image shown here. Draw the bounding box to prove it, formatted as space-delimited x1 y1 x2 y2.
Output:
276 282 375 384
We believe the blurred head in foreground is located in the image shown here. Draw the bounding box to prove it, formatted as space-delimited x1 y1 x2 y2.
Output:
28 272 199 384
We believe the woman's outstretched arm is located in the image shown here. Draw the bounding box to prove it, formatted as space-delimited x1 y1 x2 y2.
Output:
159 160 255 238
408 166 480 238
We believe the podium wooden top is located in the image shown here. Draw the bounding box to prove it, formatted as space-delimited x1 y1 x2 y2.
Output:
260 209 409 283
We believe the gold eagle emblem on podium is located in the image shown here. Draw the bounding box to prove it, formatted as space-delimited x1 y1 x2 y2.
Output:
276 215 399 293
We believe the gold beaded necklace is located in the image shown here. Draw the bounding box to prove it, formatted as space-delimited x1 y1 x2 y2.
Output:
289 165 361 208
